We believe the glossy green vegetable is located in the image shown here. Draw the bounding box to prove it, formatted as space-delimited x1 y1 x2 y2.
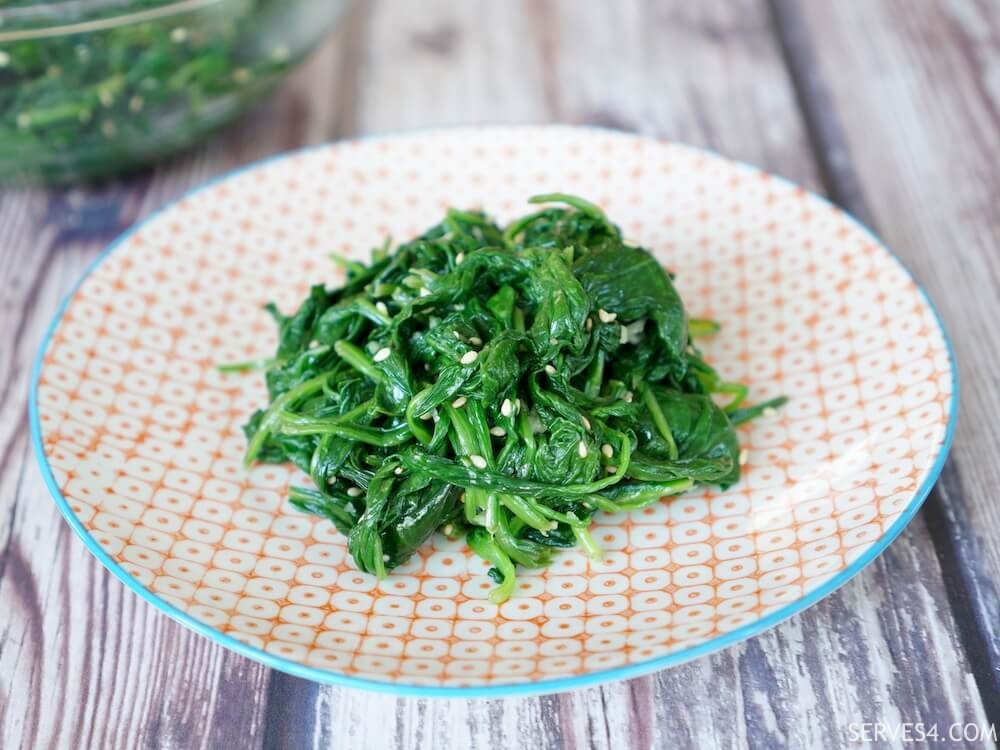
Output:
0 0 339 183
238 194 785 602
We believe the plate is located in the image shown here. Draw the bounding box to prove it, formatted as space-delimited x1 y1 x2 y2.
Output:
31 125 957 696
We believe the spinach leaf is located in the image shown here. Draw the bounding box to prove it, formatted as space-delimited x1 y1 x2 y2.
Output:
574 245 687 359
348 462 462 575
632 387 741 487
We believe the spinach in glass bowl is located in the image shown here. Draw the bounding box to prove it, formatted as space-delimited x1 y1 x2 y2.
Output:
0 0 347 183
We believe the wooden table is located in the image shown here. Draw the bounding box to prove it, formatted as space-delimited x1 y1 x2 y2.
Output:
2 1 998 747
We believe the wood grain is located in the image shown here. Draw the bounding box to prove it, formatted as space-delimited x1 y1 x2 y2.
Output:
790 0 1000 720
0 0 997 748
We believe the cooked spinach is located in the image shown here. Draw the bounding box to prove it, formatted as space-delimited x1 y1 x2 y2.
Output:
237 194 785 602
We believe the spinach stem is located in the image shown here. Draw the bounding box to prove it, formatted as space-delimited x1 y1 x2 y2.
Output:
585 350 604 398
276 411 410 446
572 524 604 561
717 382 750 413
217 356 277 373
688 318 721 337
641 385 679 460
243 372 330 466
500 494 555 532
334 340 385 383
467 529 518 604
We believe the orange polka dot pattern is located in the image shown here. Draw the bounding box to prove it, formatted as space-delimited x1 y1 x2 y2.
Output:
35 126 954 688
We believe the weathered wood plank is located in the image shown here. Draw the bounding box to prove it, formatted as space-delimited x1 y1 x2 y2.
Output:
784 0 1000 721
0 22 362 750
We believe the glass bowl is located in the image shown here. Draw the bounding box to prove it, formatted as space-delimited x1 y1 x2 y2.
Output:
0 0 348 183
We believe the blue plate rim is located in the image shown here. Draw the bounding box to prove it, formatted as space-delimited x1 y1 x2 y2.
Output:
28 123 960 699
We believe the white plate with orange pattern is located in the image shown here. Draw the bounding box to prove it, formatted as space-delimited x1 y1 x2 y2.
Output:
31 125 957 696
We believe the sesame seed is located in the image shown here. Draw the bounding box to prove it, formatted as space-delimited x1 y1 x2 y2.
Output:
602 443 613 458
598 308 617 323
443 524 454 535
460 350 478 365
544 364 556 375
451 396 467 408
739 449 749 466
419 410 434 420
382 554 391 562
606 465 618 474
586 317 593 331
347 487 363 497
490 426 506 437
469 454 487 469
455 252 465 264
419 287 431 297
514 398 522 412
528 412 544 434
128 95 144 112
453 330 462 339
0 52 10 67
376 301 389 315
394 466 404 475
98 88 115 107
581 416 591 430
549 337 559 346
619 325 629 344
577 440 588 458
625 319 646 344
16 113 30 129
373 347 391 362
763 407 778 418
170 27 189 43
500 399 513 417
624 390 634 403
469 336 482 347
